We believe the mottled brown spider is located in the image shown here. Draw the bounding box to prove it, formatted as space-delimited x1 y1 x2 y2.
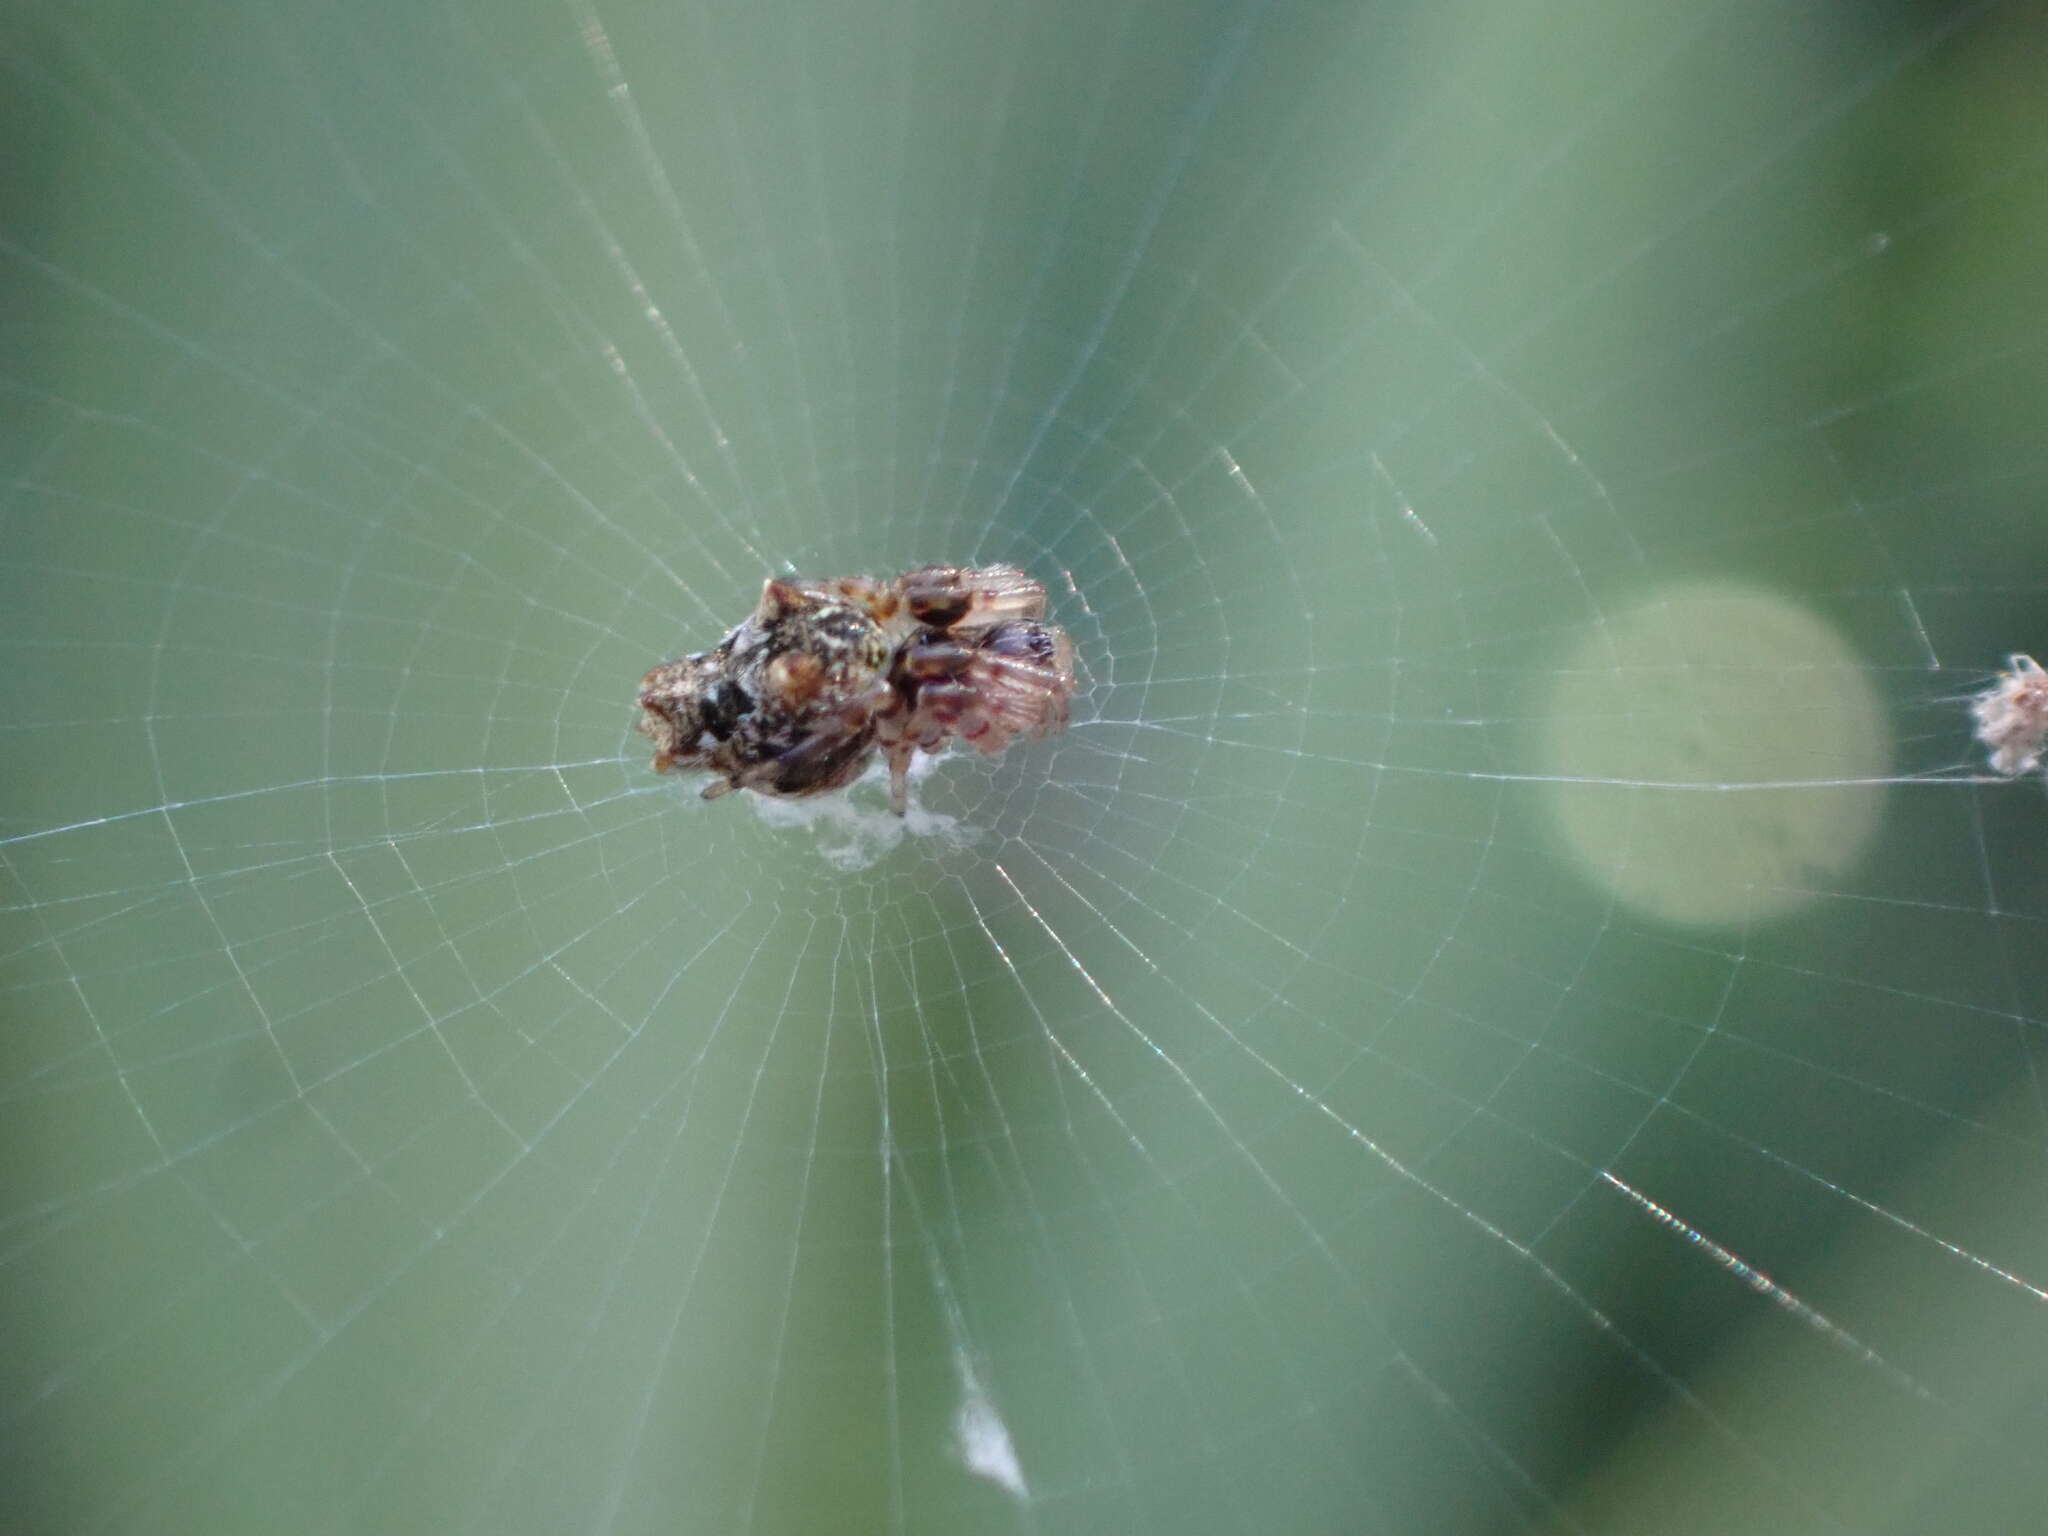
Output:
636 565 1075 815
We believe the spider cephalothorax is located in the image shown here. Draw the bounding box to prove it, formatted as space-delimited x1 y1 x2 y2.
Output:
637 565 1074 814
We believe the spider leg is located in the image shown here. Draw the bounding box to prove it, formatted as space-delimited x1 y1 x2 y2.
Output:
1006 620 1073 711
747 714 877 797
885 619 1075 813
958 620 1075 739
885 739 917 816
899 564 1048 629
915 681 999 751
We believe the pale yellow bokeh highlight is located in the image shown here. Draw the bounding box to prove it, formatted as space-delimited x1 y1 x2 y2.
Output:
1539 582 1890 928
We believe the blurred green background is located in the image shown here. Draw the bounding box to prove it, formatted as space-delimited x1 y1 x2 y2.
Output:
8 1 2048 1532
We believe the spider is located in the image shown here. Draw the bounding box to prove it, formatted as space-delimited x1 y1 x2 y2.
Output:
636 565 1075 815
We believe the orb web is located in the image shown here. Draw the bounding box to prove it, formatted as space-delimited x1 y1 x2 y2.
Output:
7 3 2048 1533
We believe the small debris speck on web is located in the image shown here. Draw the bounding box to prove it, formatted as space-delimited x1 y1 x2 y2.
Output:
1971 653 2048 777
